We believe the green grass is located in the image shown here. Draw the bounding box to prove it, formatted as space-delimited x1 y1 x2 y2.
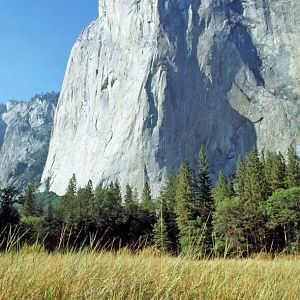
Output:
0 246 299 299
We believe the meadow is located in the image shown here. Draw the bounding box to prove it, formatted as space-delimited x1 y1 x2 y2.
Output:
0 247 299 300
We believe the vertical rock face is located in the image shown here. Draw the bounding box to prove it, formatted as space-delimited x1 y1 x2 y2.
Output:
0 93 58 191
42 0 300 195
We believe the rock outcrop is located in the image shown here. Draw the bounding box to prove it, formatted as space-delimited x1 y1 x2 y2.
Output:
42 0 300 195
0 92 58 191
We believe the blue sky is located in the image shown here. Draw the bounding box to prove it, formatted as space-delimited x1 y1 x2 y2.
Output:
0 0 98 102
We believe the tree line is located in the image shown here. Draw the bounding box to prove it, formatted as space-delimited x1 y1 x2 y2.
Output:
0 145 299 256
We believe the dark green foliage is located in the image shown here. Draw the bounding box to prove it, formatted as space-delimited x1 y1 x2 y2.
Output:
0 186 19 230
91 182 124 239
2 144 300 256
195 147 213 220
213 198 247 254
234 158 246 200
35 191 60 215
152 208 171 254
20 182 37 217
56 173 77 225
141 181 154 213
244 147 269 205
159 173 179 252
243 148 269 250
122 184 140 244
124 184 134 210
194 147 213 253
175 161 194 246
264 151 286 192
286 145 300 188
264 187 300 250
213 171 231 205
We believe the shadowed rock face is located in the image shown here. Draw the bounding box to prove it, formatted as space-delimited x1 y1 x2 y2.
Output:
41 0 300 195
0 93 58 191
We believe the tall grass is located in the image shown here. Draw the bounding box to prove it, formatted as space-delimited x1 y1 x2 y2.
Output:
0 246 299 299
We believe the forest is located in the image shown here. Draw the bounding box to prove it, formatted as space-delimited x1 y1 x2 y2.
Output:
0 145 299 257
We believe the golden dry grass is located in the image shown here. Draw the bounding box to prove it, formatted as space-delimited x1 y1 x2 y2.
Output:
0 247 299 299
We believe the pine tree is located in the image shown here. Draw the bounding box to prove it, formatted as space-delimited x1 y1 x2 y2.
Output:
112 180 122 206
243 147 269 250
21 182 37 217
57 174 77 224
141 181 153 212
286 145 300 188
124 184 138 216
152 207 171 254
0 186 19 230
234 157 246 200
196 147 213 221
125 184 134 207
244 147 269 206
264 151 286 192
195 146 213 252
271 152 286 191
76 180 94 226
159 172 179 250
213 171 230 205
175 161 194 251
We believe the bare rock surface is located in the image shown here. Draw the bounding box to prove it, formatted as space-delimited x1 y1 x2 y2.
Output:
42 0 300 195
0 93 58 191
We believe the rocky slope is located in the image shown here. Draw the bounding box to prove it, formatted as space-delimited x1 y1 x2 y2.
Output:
0 92 58 191
42 0 300 195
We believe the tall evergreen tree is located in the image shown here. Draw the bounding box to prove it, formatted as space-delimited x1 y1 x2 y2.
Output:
195 146 213 252
213 171 230 205
159 172 179 251
57 174 77 225
175 161 195 251
196 147 213 220
244 147 269 205
124 184 134 208
243 147 269 250
141 181 154 212
286 145 300 188
21 182 37 217
76 180 94 226
152 207 171 254
234 157 246 200
0 186 19 230
264 151 286 192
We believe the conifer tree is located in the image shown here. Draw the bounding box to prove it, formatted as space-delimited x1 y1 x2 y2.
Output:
141 181 153 212
286 145 300 188
124 184 138 216
152 207 171 254
264 151 286 192
243 147 269 250
213 171 230 205
244 147 269 206
76 180 94 226
57 174 77 224
227 176 235 198
125 184 134 207
159 172 179 250
113 180 122 205
21 182 37 217
234 157 246 200
195 146 213 252
106 181 123 223
271 152 286 191
175 161 194 251
196 147 213 221
0 186 19 230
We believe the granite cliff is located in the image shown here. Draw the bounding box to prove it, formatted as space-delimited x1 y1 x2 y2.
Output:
42 0 300 195
0 92 58 191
